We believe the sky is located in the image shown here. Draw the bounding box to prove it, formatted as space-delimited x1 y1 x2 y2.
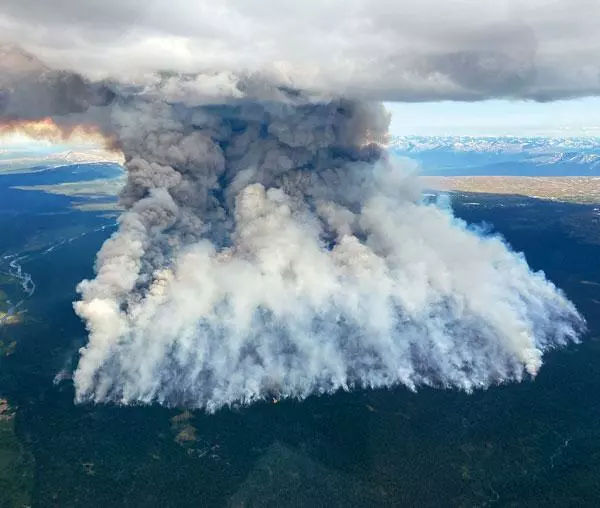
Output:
385 97 600 137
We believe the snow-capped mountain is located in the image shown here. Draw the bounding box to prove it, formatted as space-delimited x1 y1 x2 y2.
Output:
532 152 600 167
390 136 600 176
0 148 124 173
389 135 600 154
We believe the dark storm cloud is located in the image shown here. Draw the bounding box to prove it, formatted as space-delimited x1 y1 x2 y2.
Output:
1 0 599 101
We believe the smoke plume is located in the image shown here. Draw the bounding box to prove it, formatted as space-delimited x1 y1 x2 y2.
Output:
52 76 584 411
0 46 586 410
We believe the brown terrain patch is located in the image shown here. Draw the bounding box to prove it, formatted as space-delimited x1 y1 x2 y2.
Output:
421 176 600 204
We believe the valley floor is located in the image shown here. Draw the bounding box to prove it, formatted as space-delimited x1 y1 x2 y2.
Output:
421 176 600 204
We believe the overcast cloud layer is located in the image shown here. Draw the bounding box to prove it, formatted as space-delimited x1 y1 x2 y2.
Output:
1 0 600 101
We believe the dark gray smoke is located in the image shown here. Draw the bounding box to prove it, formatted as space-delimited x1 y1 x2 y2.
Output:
0 45 115 120
60 74 583 411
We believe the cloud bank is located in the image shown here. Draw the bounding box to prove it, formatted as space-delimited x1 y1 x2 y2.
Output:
1 0 600 101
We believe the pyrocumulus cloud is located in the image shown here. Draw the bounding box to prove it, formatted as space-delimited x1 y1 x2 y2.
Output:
62 83 583 411
0 32 587 410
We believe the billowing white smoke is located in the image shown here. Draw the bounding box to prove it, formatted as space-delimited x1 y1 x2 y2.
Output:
73 84 584 411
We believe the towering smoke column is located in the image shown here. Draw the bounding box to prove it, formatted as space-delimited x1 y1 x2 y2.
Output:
69 77 584 411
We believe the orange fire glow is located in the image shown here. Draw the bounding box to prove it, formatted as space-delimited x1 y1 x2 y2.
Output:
0 117 125 165
0 117 118 150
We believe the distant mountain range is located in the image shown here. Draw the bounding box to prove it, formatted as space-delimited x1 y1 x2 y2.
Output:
0 148 124 173
391 136 600 176
389 135 600 153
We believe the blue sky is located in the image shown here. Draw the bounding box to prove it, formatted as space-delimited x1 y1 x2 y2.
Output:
385 98 600 137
